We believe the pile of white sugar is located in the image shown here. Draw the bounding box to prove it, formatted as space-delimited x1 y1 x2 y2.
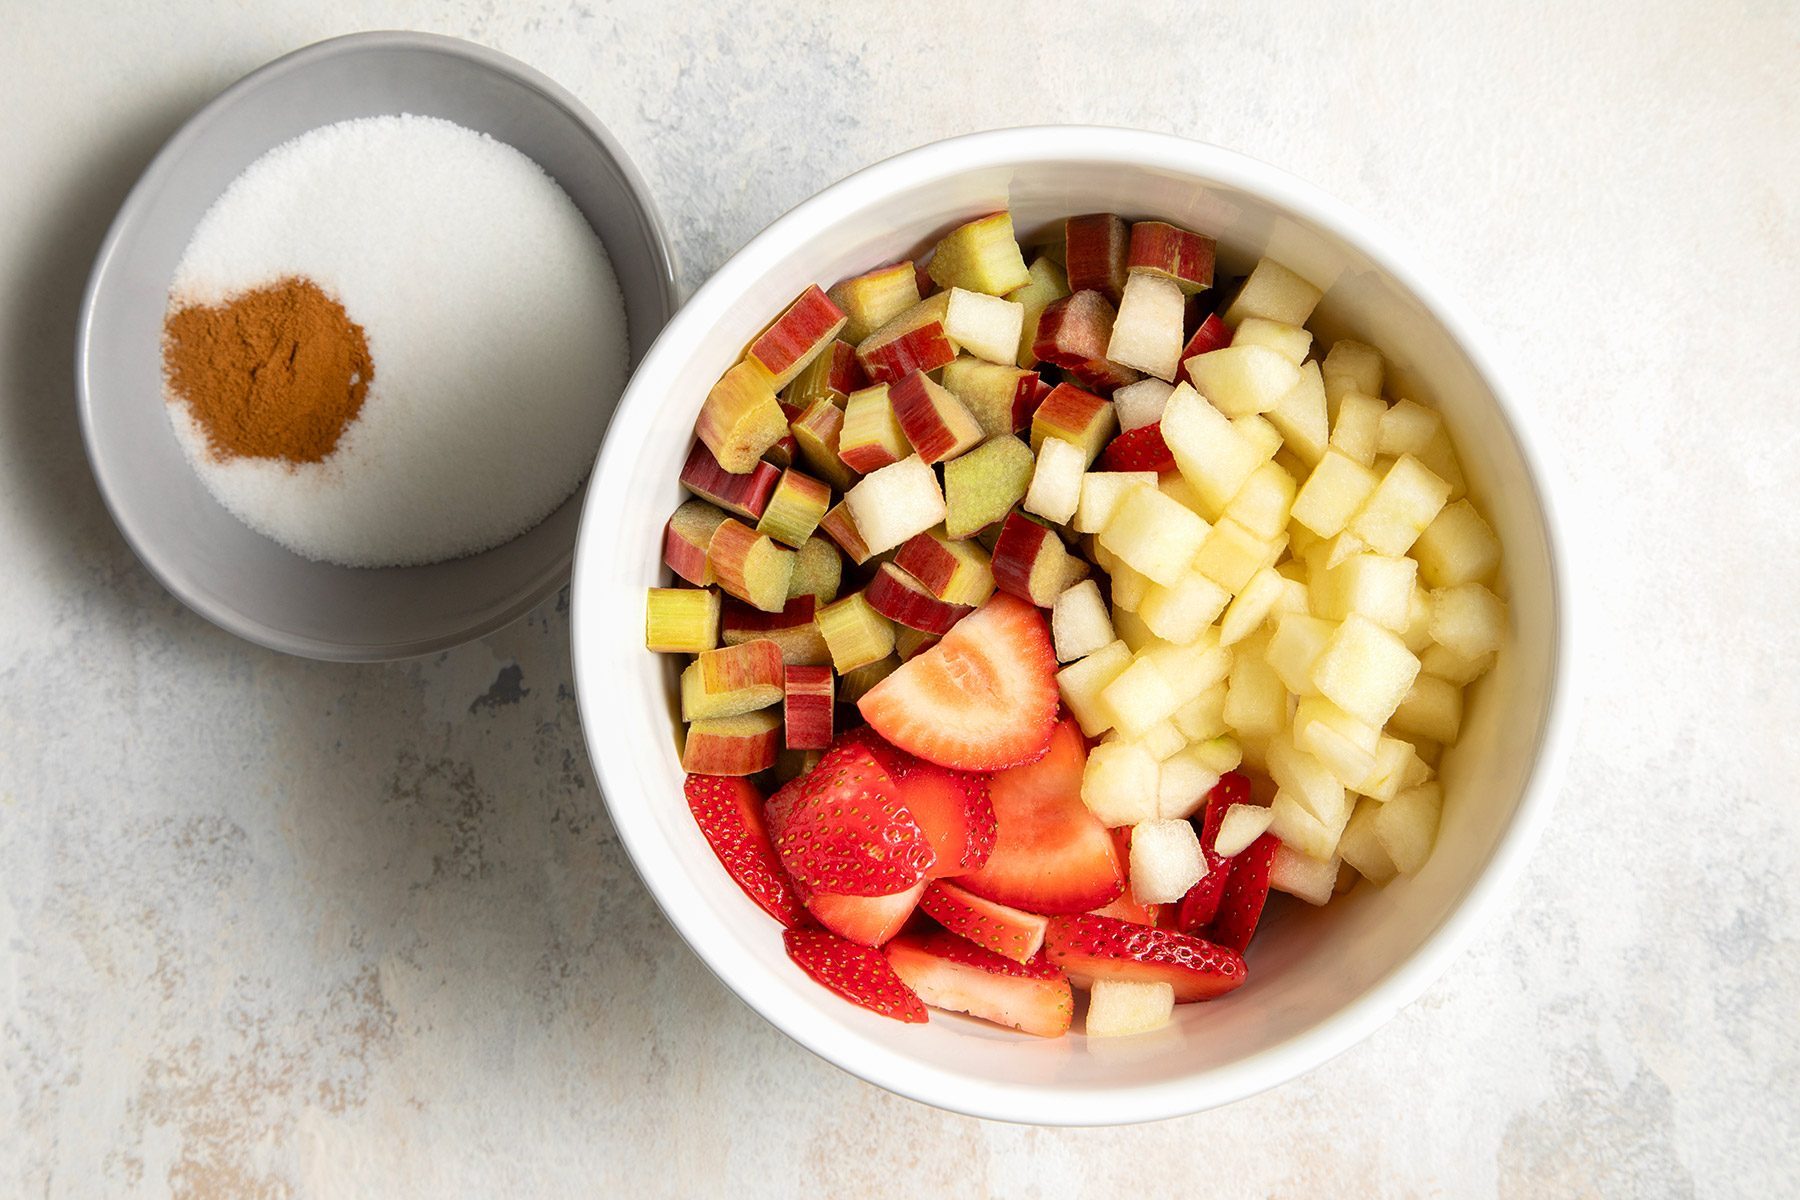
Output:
166 113 628 567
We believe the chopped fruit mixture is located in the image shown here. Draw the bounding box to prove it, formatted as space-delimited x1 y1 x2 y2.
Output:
646 210 1507 1038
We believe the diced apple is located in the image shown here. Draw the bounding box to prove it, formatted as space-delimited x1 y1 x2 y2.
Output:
829 261 921 344
1375 782 1443 874
1160 383 1264 515
1221 460 1297 542
1336 798 1398 884
1126 220 1215 293
754 468 831 548
1292 696 1379 787
1330 391 1386 467
1172 683 1228 742
1413 499 1501 588
1112 378 1175 432
1133 720 1187 762
928 211 1030 295
1377 397 1442 459
1230 317 1312 364
1224 258 1322 326
1266 789 1349 861
817 501 874 565
708 519 797 612
1052 579 1115 662
1268 845 1339 906
1081 739 1161 826
1113 606 1157 654
1427 583 1508 658
722 595 831 666
1129 818 1205 904
1352 454 1452 556
1265 359 1330 466
815 591 897 672
1186 345 1302 419
681 710 781 776
1218 566 1286 647
1321 339 1383 402
1063 213 1130 303
1389 672 1464 744
1057 639 1135 736
1265 612 1334 696
1074 470 1159 534
1086 978 1175 1038
940 356 1037 438
1029 383 1117 465
839 383 911 474
782 664 835 750
1291 449 1381 538
1312 552 1418 632
1155 744 1222 819
663 497 731 585
892 530 996 607
1420 642 1495 687
1311 613 1420 727
1215 803 1276 858
943 434 1034 538
944 289 1025 366
1222 633 1287 737
1142 630 1234 706
1139 570 1231 645
1192 517 1270 593
1107 560 1151 612
991 513 1086 607
844 455 948 555
645 587 722 654
1005 256 1071 367
889 371 983 464
1266 730 1349 826
1023 435 1087 525
1099 484 1211 586
1106 273 1186 381
747 285 849 389
856 292 956 383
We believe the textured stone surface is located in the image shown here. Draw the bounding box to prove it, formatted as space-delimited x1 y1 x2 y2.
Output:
2 2 1796 1195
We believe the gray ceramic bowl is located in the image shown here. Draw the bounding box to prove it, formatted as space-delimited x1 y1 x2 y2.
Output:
77 31 676 660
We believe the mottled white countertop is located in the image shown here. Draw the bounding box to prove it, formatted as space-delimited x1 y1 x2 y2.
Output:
2 2 1795 1195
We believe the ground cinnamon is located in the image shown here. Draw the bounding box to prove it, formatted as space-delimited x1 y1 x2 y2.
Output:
163 275 373 463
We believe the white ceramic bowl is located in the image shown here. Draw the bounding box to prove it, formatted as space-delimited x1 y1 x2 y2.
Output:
571 127 1575 1125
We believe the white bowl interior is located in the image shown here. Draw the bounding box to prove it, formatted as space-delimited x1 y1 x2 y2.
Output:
572 129 1566 1124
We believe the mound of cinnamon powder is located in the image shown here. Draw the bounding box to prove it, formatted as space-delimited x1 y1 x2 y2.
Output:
163 276 373 463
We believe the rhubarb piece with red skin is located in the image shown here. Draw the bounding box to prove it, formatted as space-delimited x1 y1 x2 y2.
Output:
894 626 939 662
663 497 732 585
1006 256 1071 368
1127 220 1216 293
1013 373 1055 432
856 293 956 383
817 501 875 565
747 285 849 389
685 774 808 926
1032 290 1116 368
839 383 911 474
784 927 927 1019
783 338 867 409
940 356 1039 439
754 468 832 548
888 370 984 464
891 531 996 608
680 441 781 521
697 361 789 473
926 211 1031 296
721 595 829 666
1029 382 1117 465
707 519 797 613
1175 313 1233 384
1063 214 1130 304
679 638 784 721
681 710 780 776
1066 357 1143 396
783 664 835 751
790 398 855 491
829 262 923 344
864 562 974 634
991 512 1089 608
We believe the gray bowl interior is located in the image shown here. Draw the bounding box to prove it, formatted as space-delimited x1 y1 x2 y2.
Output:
78 32 676 660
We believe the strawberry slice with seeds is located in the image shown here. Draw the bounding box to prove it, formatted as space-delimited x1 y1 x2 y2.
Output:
765 743 936 896
835 723 916 777
858 593 1058 771
1207 831 1280 954
784 928 928 1022
885 931 1072 1037
1175 772 1252 933
920 879 1049 963
1044 912 1247 1002
1089 890 1162 927
894 763 997 877
684 774 807 927
800 880 927 947
955 719 1125 914
1097 423 1175 473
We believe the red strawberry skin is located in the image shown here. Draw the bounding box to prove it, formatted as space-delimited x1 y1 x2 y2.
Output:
802 881 926 947
1097 423 1175 472
1044 913 1247 1002
684 774 807 927
859 593 1058 771
920 880 1048 963
765 743 936 896
1175 772 1252 933
896 763 997 877
835 723 915 778
955 719 1125 914
1207 832 1280 954
885 932 1072 1037
784 928 927 1022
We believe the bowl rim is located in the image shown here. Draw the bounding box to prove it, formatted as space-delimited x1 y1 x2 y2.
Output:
75 29 678 662
572 125 1578 1124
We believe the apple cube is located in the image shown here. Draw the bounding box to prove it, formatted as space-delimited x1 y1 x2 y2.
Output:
1353 732 1427 804
817 501 874 565
1099 654 1184 739
1126 220 1215 293
663 497 732 585
1057 639 1135 736
892 530 995 607
1292 696 1379 787
1352 454 1451 556
1321 339 1383 403
1106 273 1186 381
928 211 1030 295
1081 739 1161 826
1086 978 1175 1038
829 261 921 344
681 710 780 776
1215 803 1276 858
1113 378 1175 432
1133 720 1187 762
1099 484 1212 585
1224 258 1322 326
1172 683 1228 742
1377 397 1442 459
1420 643 1495 687
1222 635 1286 737
1291 449 1381 538
723 595 831 666
1311 613 1421 726
645 587 722 654
1268 845 1339 906
1417 425 1469 502
1427 582 1508 658
754 468 831 548
944 288 1025 365
1142 630 1233 706
1160 383 1264 515
941 356 1037 438
1193 517 1270 593
1218 566 1287 647
1375 782 1443 874
856 292 956 383
680 638 784 721
1389 672 1464 744
1030 383 1117 465
1107 560 1152 612
747 284 848 389
1221 461 1297 542
889 371 983 464
1052 578 1115 662
844 455 947 555
1074 470 1159 534
943 434 1034 538
1266 359 1330 466
1312 552 1418 632
1230 317 1312 365
1186 345 1302 419
1005 256 1071 367
1063 213 1130 303
1156 744 1223 819
1413 499 1502 588
1265 612 1334 696
708 519 797 612
1336 798 1398 884
1032 290 1115 367
864 562 973 634
1139 571 1231 645
1129 818 1205 904
1330 391 1386 467
1023 435 1087 525
1267 732 1349 824
1266 790 1349 861
789 398 855 491
815 590 897 672
782 664 835 750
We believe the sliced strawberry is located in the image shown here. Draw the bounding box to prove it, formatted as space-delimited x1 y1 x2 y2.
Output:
765 743 936 896
920 879 1048 963
685 774 807 927
784 927 927 1022
1044 913 1246 1002
955 719 1125 914
1097 423 1175 472
1089 890 1161 927
859 593 1058 771
885 932 1072 1037
834 722 916 778
801 880 927 947
895 764 997 877
1207 831 1280 954
1174 772 1252 933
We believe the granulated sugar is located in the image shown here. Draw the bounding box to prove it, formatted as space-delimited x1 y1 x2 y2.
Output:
165 114 628 567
